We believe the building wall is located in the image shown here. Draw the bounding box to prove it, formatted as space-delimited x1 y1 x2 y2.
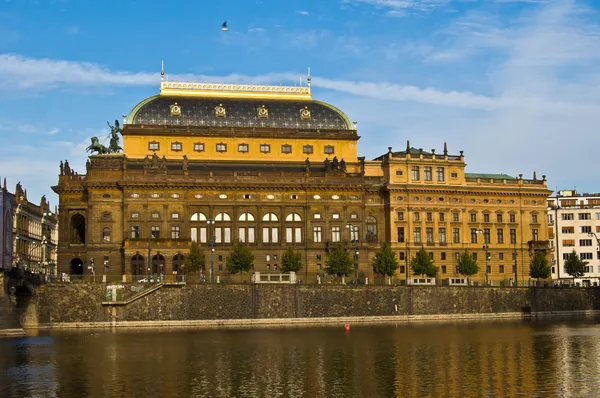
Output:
0 189 15 270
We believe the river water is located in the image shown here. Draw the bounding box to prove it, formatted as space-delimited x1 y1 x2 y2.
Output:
1 318 600 397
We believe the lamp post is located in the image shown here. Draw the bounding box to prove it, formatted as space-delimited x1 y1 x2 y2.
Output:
147 236 152 281
90 257 95 282
346 223 359 281
207 219 215 283
476 229 490 285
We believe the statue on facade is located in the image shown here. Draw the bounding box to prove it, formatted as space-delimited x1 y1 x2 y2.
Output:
86 137 109 154
144 155 151 169
64 160 71 175
107 120 123 153
161 156 168 170
304 157 311 172
60 161 64 176
85 159 91 172
182 155 189 171
324 157 331 172
339 158 346 172
150 153 159 168
332 156 339 171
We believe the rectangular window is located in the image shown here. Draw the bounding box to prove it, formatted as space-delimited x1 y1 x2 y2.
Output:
497 229 504 244
171 226 180 239
441 265 447 274
313 226 323 243
441 252 446 260
451 172 458 178
581 226 592 233
426 212 433 222
484 214 490 223
194 143 205 152
303 145 313 154
483 228 490 244
471 228 478 244
238 227 255 243
470 213 477 223
397 227 405 243
473 253 478 261
395 170 403 176
216 143 227 152
581 253 593 260
171 142 182 151
411 166 420 181
414 212 420 221
436 167 444 182
453 228 460 243
151 226 160 239
286 228 293 243
452 213 459 222
399 266 405 274
509 214 516 223
580 239 592 246
332 227 341 242
424 167 432 181
499 253 504 260
426 228 433 243
260 144 271 153
563 240 575 247
238 143 249 153
439 213 445 222
510 229 517 244
532 229 538 241
281 144 292 154
262 227 278 243
562 227 574 234
191 227 207 243
397 211 404 221
332 213 340 220
295 228 302 243
562 213 574 220
349 226 359 242
130 226 140 239
531 214 538 223
439 228 446 243
399 252 405 261
499 265 505 273
314 213 321 220
324 145 335 155
596 213 600 220
414 227 421 244
148 142 159 151
497 214 503 223
579 213 591 220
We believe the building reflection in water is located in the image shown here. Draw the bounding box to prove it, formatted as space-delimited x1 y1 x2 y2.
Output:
2 319 600 397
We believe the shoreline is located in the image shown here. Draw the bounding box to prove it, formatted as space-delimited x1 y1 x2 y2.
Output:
20 309 600 333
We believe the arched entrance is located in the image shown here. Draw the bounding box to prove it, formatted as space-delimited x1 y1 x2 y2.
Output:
70 258 84 275
172 253 185 274
131 254 145 277
70 214 86 244
152 254 165 275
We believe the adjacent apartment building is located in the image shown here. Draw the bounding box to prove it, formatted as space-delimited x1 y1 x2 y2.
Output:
548 190 600 286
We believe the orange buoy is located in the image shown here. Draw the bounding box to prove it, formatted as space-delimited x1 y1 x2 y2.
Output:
344 323 351 331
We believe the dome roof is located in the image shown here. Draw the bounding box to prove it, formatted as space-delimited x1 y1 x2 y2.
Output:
128 96 352 130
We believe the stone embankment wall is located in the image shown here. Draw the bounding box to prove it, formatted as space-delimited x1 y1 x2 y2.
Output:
29 283 600 326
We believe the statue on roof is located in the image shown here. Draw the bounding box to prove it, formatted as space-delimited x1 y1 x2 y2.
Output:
60 160 64 176
86 137 109 155
107 120 123 153
182 155 189 171
340 159 346 172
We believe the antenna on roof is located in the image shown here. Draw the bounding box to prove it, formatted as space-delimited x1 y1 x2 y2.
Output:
307 67 311 88
161 61 165 82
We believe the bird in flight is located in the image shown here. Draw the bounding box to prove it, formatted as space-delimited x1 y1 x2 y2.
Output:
221 21 229 31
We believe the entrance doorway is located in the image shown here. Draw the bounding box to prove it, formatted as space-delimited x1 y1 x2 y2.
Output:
70 258 84 275
131 254 145 277
152 254 165 275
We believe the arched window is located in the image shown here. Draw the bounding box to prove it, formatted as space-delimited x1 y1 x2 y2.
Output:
190 212 208 243
262 213 279 222
70 214 86 244
366 216 377 243
131 254 145 277
152 254 165 275
215 212 232 243
285 213 303 243
238 213 256 243
285 213 302 222
172 253 185 274
262 212 279 243
102 228 111 243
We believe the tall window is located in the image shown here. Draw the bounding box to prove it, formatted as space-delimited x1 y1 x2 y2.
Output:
285 213 303 244
483 228 490 244
531 214 538 223
414 212 420 221
313 226 322 243
424 167 432 181
532 229 539 241
171 226 180 239
452 213 459 222
130 226 140 239
332 226 341 242
470 213 477 223
102 228 111 242
497 213 503 223
238 212 256 243
436 167 444 182
215 212 232 243
453 228 460 243
366 216 377 243
426 212 433 222
484 214 490 223
497 229 504 244
439 213 445 222
414 227 421 244
509 214 516 223
439 228 446 243
151 226 160 239
470 228 478 244
190 212 208 243
262 213 279 243
510 229 517 244
397 227 405 243
397 211 404 221
426 228 434 243
411 166 420 180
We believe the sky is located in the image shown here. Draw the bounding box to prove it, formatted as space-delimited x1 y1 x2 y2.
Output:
1 0 600 206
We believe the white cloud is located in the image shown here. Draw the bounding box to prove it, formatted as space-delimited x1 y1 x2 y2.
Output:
342 0 452 15
296 10 310 16
48 127 60 135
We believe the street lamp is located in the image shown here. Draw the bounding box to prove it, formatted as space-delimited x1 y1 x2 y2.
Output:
207 219 215 283
513 238 518 287
346 223 359 281
476 229 490 285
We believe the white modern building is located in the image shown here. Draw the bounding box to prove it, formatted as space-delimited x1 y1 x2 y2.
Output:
548 190 600 286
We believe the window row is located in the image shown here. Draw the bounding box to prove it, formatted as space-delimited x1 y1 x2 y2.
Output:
561 213 600 221
397 211 520 224
562 239 594 247
190 212 375 223
148 141 336 155
411 166 446 182
397 227 525 244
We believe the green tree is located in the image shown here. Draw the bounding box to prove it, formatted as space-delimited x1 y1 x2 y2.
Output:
456 251 479 279
184 241 205 274
411 247 438 278
372 242 399 277
281 246 303 274
529 251 551 281
564 249 588 279
226 241 255 275
325 245 354 277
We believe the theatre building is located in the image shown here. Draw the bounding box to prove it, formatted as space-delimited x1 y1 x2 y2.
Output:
53 75 551 284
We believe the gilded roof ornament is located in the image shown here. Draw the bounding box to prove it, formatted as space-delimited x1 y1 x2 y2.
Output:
257 105 269 119
215 104 226 118
170 102 182 117
300 106 311 120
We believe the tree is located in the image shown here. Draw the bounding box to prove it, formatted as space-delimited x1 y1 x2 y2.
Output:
372 242 398 277
281 246 303 274
456 251 479 279
411 247 438 278
226 241 255 275
564 250 587 279
184 241 205 274
325 245 354 277
529 251 551 281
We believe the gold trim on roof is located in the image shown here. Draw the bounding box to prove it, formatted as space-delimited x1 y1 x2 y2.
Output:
159 81 312 100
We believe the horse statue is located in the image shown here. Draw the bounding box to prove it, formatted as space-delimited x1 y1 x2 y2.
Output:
86 137 109 154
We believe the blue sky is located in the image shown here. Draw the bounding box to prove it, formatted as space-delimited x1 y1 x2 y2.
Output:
1 0 600 205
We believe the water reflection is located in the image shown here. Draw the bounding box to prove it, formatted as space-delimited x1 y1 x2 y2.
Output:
2 318 600 397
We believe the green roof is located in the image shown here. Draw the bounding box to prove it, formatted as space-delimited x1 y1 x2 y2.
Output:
465 173 516 180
